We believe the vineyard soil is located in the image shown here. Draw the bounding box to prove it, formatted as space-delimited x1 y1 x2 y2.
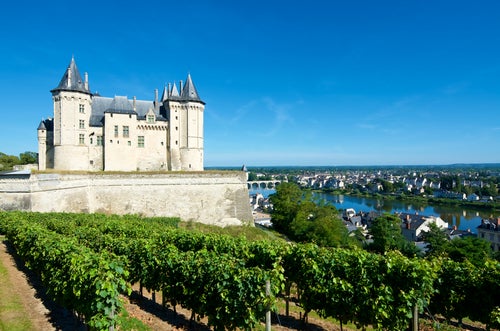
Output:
0 239 84 331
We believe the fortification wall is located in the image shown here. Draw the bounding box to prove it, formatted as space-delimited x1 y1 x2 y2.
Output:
0 172 253 226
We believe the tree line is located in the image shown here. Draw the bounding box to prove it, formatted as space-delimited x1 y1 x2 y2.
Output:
0 151 37 170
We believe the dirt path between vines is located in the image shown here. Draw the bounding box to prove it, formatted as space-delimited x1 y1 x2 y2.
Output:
0 239 85 330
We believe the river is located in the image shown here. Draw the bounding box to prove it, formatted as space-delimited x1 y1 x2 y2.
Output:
250 189 498 233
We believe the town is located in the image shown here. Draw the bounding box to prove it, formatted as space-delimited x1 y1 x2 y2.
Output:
247 165 500 252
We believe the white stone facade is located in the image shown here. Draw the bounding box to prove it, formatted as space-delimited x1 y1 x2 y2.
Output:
38 58 204 172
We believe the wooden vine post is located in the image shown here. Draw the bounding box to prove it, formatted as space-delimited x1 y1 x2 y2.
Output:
266 280 271 331
412 304 419 331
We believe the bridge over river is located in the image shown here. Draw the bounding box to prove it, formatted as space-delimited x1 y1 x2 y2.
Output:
247 180 281 190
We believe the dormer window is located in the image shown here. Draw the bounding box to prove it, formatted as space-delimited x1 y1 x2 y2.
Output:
147 114 155 123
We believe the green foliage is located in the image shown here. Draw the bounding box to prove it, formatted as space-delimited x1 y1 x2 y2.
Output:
269 182 303 233
0 152 20 170
429 258 500 327
270 182 348 247
2 211 500 330
421 222 449 257
0 151 37 170
19 151 37 164
368 213 406 254
247 172 258 181
0 215 130 331
445 236 492 267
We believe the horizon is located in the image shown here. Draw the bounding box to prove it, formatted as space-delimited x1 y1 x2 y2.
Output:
1 1 499 166
208 162 500 169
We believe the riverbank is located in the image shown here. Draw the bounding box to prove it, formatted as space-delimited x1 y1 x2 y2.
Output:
319 189 500 212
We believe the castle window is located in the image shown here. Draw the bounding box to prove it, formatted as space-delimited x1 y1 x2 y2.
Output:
128 141 131 146
147 114 155 123
138 136 145 148
114 125 119 137
123 126 129 138
79 120 85 129
79 134 85 145
79 104 85 113
97 136 103 146
90 137 93 144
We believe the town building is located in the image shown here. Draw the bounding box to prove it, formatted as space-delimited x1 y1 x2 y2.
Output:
477 218 500 252
398 212 449 242
38 58 205 172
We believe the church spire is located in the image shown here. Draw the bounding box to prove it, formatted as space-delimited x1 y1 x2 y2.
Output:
51 57 91 95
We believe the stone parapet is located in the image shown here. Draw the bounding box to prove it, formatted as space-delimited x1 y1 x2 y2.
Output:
0 171 253 226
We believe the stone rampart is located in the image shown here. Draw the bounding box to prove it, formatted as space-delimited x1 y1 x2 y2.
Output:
0 172 253 226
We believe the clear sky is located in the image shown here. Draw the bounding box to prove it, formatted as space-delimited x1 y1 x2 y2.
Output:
1 0 499 167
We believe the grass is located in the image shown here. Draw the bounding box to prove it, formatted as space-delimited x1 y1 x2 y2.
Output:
0 237 33 331
117 310 151 331
178 220 287 242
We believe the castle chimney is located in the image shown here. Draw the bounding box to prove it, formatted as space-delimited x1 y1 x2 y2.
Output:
133 96 136 111
168 82 171 97
179 80 183 93
84 72 89 90
154 89 159 110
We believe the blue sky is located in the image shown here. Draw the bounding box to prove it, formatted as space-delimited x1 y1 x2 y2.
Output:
1 0 499 167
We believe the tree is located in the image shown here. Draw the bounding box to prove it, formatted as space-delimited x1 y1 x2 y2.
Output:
19 151 38 164
304 204 347 247
368 213 406 254
270 182 348 247
445 236 492 267
269 182 303 233
481 183 498 197
0 152 20 170
247 172 258 181
421 222 448 257
380 179 394 193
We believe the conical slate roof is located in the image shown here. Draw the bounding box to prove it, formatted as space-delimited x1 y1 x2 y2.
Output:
170 82 180 98
161 84 168 102
181 73 202 102
51 57 91 95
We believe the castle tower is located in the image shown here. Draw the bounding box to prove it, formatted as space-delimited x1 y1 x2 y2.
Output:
50 57 93 170
163 74 205 171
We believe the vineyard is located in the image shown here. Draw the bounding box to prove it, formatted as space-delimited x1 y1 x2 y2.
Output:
0 211 500 331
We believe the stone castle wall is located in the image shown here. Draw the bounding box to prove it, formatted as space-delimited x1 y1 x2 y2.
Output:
0 172 253 226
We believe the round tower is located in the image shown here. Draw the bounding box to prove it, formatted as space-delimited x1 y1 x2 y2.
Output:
50 57 93 170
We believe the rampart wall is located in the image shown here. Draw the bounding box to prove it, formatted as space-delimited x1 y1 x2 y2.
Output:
0 172 253 226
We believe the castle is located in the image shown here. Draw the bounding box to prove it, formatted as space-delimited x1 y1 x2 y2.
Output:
38 58 205 172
